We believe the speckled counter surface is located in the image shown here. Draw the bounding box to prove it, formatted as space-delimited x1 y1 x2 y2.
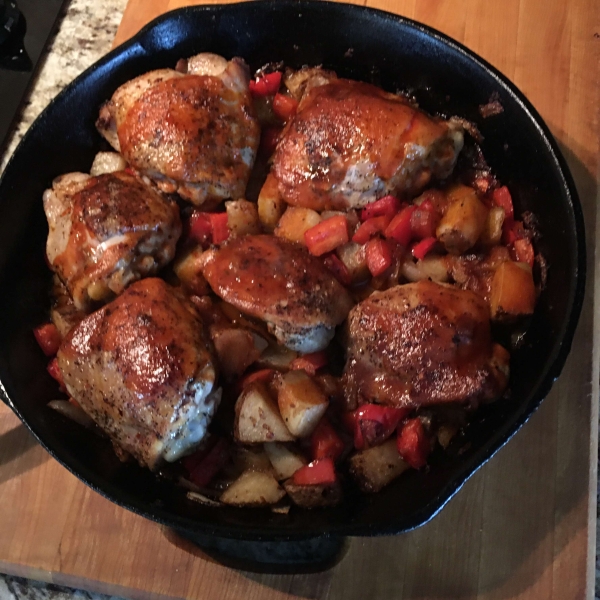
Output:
0 1 597 599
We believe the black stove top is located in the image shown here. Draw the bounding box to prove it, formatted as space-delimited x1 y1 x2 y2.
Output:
0 0 68 157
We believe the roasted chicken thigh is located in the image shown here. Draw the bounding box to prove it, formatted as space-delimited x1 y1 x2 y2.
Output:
272 78 464 211
200 235 354 353
343 280 509 408
57 278 220 469
43 170 181 311
96 53 260 207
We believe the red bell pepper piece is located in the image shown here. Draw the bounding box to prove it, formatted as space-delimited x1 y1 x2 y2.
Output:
249 71 282 97
237 368 275 393
291 351 329 376
259 126 282 157
492 186 514 220
365 237 392 277
33 323 61 357
513 238 535 267
384 205 416 247
183 438 230 487
410 204 438 239
411 237 438 260
209 212 230 244
272 93 298 121
311 418 345 462
322 253 352 286
188 212 213 247
359 195 403 221
47 357 65 391
304 215 349 256
396 418 431 469
292 458 337 485
350 404 410 449
502 219 526 246
352 215 391 244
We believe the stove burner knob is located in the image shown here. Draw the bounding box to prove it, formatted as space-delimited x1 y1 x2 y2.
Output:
0 0 23 48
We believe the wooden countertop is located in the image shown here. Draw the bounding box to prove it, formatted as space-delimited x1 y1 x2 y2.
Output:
0 1 598 598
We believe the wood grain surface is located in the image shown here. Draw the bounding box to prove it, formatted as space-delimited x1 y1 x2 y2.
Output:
1 1 599 599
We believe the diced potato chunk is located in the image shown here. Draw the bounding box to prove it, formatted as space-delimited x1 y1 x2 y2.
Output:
235 383 294 443
220 470 285 506
490 261 536 320
274 207 322 245
225 199 261 237
232 446 274 474
89 151 127 176
277 371 329 438
336 242 369 284
349 438 410 493
211 326 268 380
417 255 450 283
264 442 307 480
480 206 505 247
256 344 298 370
437 185 488 254
173 246 211 296
258 174 286 231
283 479 343 508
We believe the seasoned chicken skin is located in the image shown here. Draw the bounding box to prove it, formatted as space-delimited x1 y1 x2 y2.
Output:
43 170 181 311
96 53 260 207
343 280 509 408
272 78 464 211
200 235 354 353
57 278 220 469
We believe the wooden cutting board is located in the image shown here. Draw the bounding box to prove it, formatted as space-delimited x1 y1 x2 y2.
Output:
1 1 599 598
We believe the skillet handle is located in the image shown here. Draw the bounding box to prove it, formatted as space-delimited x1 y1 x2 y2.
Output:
172 529 348 574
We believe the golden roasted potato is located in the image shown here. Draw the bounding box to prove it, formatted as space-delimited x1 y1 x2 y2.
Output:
89 151 127 176
490 261 536 320
336 242 370 284
480 206 505 247
225 199 261 237
436 185 488 254
264 442 307 480
234 382 294 443
256 344 298 370
276 370 329 437
283 479 343 508
349 438 409 493
211 325 268 380
173 246 212 296
232 445 274 474
274 206 322 245
220 470 286 506
258 173 286 231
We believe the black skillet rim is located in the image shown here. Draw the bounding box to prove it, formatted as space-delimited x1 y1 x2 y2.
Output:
0 0 586 540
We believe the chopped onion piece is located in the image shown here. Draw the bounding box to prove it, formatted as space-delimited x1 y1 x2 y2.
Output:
48 400 94 428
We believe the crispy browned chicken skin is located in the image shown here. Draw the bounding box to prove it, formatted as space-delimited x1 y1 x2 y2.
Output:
343 280 509 408
272 78 464 211
57 278 220 469
43 171 181 311
96 53 260 207
200 235 354 353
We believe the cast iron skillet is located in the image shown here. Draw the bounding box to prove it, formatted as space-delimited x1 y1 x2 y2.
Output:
0 1 585 545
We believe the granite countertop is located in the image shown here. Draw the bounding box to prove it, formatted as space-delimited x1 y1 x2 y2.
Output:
0 1 597 599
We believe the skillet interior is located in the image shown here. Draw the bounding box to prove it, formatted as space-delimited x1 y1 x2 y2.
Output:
0 0 585 540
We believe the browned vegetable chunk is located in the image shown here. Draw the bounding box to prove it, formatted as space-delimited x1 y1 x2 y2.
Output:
258 173 286 231
234 383 294 443
220 470 286 506
275 206 322 245
283 479 343 508
436 185 488 254
211 325 268 380
490 261 536 320
276 370 329 437
349 439 409 493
